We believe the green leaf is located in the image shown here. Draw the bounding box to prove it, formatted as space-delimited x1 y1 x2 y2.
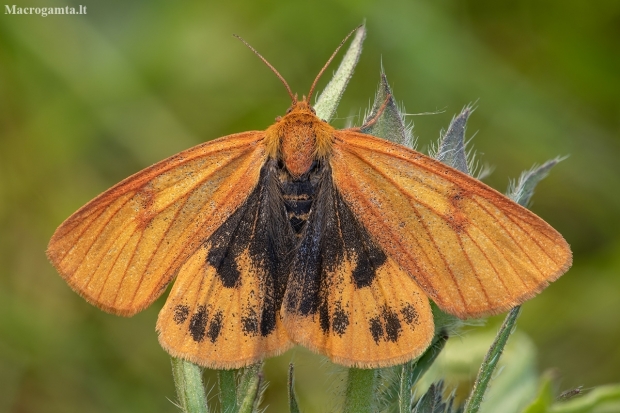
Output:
344 368 377 413
375 333 449 413
434 105 473 174
171 357 209 413
360 71 413 147
520 373 555 413
288 364 302 413
314 24 366 122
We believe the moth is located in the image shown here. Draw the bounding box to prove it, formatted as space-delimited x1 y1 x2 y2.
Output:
47 29 572 369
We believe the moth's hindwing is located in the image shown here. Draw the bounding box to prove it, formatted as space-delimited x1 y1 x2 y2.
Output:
282 164 434 368
157 161 294 368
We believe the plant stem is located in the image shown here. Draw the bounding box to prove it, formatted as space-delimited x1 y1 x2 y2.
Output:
218 369 238 413
344 368 376 413
463 306 522 413
171 357 209 413
399 333 449 412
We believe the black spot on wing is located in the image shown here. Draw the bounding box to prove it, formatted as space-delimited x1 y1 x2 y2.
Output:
173 304 190 325
370 316 383 344
401 303 420 326
189 305 208 342
383 307 402 342
207 311 223 343
204 160 295 337
332 302 349 336
336 192 388 288
260 304 278 337
205 187 258 288
368 306 403 344
317 299 349 336
241 307 259 336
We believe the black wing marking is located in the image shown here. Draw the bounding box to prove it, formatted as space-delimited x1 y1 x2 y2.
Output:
283 162 388 336
197 159 295 338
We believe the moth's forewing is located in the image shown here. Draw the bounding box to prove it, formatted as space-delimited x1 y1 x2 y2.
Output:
331 130 572 319
47 132 266 316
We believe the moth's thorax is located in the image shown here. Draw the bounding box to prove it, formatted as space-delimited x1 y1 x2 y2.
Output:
265 101 335 177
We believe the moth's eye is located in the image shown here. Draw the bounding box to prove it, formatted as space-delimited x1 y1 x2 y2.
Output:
310 107 316 114
285 107 293 114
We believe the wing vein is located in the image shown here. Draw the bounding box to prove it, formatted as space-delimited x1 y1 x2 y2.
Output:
125 197 192 306
455 234 492 307
471 197 545 277
61 193 134 269
70 194 136 278
464 221 525 291
92 225 143 300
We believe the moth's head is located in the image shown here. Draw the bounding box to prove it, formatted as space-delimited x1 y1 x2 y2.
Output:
282 98 317 120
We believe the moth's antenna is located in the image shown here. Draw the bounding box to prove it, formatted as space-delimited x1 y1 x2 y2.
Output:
234 34 296 104
306 25 363 102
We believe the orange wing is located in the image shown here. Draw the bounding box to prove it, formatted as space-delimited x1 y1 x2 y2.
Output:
331 130 572 318
47 131 267 316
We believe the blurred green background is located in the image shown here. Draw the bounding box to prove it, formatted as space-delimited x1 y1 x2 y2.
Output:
1 0 619 411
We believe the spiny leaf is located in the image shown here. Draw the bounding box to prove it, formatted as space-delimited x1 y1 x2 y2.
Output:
413 380 460 413
360 71 413 147
434 105 473 174
314 24 366 122
507 157 566 207
401 334 450 412
376 333 449 413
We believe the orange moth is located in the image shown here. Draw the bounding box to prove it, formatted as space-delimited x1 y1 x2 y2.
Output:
47 28 572 369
